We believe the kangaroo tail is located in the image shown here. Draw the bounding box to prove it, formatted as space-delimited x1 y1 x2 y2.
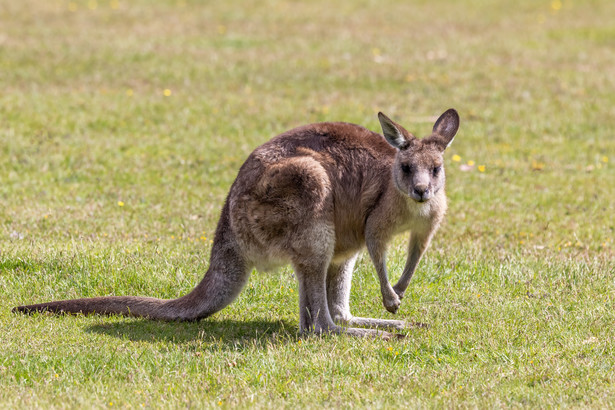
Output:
13 203 250 321
13 244 248 321
13 295 171 318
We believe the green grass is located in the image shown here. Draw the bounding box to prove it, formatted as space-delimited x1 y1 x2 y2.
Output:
1 0 615 407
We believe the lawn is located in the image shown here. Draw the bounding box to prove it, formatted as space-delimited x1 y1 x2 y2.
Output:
1 0 614 407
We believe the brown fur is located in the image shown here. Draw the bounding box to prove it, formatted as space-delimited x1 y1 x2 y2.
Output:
14 109 460 339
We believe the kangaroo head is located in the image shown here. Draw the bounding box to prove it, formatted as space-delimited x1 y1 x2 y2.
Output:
378 109 459 203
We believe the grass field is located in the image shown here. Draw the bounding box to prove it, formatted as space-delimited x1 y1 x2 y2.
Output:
1 0 615 407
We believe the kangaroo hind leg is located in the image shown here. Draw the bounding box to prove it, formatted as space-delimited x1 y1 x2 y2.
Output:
326 255 407 332
295 254 399 339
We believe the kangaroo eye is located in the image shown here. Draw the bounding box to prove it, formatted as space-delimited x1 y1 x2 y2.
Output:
433 166 441 176
401 164 411 174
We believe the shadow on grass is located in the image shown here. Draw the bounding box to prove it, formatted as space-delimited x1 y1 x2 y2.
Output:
86 317 298 349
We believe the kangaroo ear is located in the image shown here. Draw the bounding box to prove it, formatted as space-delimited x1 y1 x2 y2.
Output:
431 108 460 150
378 112 412 150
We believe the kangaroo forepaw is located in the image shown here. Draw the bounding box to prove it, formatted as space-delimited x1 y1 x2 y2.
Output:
382 292 401 314
392 284 405 300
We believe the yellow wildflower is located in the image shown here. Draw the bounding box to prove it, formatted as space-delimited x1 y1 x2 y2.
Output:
531 160 545 171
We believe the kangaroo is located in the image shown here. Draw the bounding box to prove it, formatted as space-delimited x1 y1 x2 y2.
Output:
14 109 460 339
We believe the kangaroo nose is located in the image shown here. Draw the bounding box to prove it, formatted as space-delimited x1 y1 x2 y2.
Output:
413 185 429 197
